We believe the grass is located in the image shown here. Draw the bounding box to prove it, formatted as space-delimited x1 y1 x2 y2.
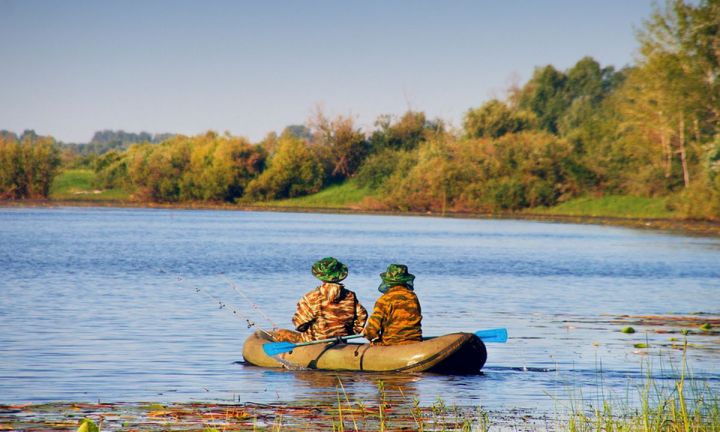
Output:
529 195 676 219
5 362 719 432
50 169 129 201
564 342 720 432
253 181 374 209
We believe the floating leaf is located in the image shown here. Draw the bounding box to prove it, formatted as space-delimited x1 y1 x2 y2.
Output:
633 343 649 349
699 323 712 331
621 326 635 334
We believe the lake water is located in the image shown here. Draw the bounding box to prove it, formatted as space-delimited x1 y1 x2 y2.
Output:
1 207 719 412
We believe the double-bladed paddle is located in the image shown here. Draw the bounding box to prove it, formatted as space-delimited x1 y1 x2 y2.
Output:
262 327 508 357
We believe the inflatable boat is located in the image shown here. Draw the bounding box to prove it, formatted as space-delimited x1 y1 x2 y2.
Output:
242 330 487 374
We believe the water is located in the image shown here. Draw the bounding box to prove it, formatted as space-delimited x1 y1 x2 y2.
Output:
1 207 718 411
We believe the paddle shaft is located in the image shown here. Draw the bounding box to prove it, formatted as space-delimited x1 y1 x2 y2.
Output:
290 334 364 349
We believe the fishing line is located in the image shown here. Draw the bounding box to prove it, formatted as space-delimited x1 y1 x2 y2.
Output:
175 274 259 329
223 275 279 329
160 268 274 337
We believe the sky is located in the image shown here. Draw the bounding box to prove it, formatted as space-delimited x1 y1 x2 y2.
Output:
0 0 654 143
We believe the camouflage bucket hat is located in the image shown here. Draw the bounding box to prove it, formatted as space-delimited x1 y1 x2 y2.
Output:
378 263 415 293
311 257 348 283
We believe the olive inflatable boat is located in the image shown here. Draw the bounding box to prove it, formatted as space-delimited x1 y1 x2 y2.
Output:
242 330 487 374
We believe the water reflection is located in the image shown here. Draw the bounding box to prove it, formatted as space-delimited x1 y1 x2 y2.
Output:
268 369 424 405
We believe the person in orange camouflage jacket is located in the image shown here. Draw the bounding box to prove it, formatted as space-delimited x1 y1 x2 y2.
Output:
274 257 367 343
363 264 423 345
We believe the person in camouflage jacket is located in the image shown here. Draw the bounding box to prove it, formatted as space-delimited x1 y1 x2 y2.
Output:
274 257 368 343
363 264 423 345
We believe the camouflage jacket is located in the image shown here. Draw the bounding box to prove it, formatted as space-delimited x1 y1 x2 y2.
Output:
292 282 368 342
363 285 423 345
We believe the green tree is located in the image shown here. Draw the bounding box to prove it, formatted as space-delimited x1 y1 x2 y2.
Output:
0 132 60 199
516 65 568 134
463 99 532 138
0 135 23 199
245 135 324 200
94 150 128 189
369 111 439 153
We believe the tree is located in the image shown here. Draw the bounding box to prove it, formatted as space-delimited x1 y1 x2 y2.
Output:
516 65 568 134
463 99 532 138
309 110 369 181
244 135 324 200
369 111 439 153
614 0 719 194
0 132 60 199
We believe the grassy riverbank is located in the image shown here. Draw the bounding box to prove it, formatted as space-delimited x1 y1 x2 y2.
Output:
49 169 129 202
47 170 684 220
5 168 720 237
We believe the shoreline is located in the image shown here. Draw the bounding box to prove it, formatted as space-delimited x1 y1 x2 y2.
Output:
3 198 720 237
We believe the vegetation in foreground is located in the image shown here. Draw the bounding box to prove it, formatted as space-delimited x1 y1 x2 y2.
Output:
2 314 719 431
2 355 718 432
2 1 719 222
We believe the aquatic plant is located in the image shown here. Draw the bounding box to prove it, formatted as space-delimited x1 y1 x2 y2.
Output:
565 339 720 431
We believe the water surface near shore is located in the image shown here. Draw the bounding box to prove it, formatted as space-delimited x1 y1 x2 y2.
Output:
1 207 718 410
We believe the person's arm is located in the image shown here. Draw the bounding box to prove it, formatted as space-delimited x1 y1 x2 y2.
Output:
353 296 368 334
292 293 316 332
363 297 387 342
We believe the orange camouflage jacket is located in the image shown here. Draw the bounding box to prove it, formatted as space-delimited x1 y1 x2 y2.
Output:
292 282 368 342
363 285 422 345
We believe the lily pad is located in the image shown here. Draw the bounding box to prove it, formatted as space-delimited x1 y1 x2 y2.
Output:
699 323 712 331
621 326 635 334
633 343 649 349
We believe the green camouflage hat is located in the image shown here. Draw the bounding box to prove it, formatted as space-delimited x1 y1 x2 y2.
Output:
378 263 415 293
311 257 348 282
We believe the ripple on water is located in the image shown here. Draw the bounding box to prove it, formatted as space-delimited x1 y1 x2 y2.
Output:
0 207 719 409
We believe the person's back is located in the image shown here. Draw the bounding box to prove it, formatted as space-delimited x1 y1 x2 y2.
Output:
293 281 366 342
364 264 423 345
274 257 367 343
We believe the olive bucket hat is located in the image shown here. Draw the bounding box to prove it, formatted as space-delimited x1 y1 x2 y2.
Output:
311 257 349 283
378 263 415 293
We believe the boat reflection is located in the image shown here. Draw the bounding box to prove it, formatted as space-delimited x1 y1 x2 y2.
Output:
260 368 423 405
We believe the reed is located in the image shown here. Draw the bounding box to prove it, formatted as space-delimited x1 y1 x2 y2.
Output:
564 340 720 432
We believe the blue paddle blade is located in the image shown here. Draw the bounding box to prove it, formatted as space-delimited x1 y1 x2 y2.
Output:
263 341 297 356
474 328 508 343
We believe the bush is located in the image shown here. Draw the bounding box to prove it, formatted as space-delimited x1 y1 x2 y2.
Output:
355 148 412 190
0 133 60 199
244 136 324 201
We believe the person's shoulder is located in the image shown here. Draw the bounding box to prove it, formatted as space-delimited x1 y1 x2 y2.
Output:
390 287 418 300
301 287 322 301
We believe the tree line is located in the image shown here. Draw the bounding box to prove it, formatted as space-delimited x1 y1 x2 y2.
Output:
1 0 718 219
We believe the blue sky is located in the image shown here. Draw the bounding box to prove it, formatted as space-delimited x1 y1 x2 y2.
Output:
0 0 654 143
